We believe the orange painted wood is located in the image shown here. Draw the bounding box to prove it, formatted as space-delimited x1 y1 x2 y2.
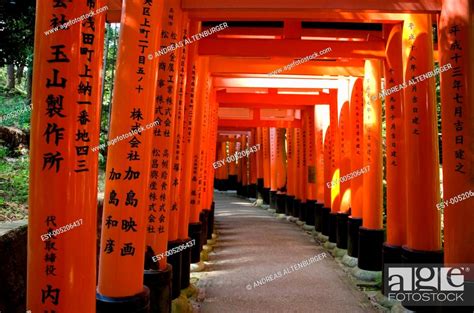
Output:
28 0 106 310
329 91 340 213
439 0 474 264
269 128 277 191
286 128 295 197
315 106 329 204
256 128 265 180
349 78 364 219
402 14 441 251
167 7 187 243
178 20 199 239
216 90 333 106
339 101 351 212
262 128 271 188
97 0 163 297
323 125 332 208
199 38 385 59
304 108 317 200
189 57 211 222
362 59 383 230
144 0 183 270
384 23 407 246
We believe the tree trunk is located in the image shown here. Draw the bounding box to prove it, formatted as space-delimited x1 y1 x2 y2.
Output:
16 65 24 85
26 65 33 101
6 64 15 90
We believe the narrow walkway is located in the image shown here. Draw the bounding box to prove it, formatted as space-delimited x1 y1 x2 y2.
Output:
197 192 377 313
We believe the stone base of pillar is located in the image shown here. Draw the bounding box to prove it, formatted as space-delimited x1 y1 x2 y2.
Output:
401 245 444 264
228 175 238 190
400 245 445 313
257 178 264 198
293 198 301 218
336 212 349 249
299 201 307 222
97 287 151 313
207 203 215 240
188 222 202 263
381 243 402 296
305 200 316 226
358 227 384 271
269 190 277 209
248 183 257 198
328 212 338 243
321 207 331 236
199 210 210 253
180 238 192 290
143 267 172 313
276 193 286 214
347 217 362 257
262 187 270 204
285 195 294 215
314 202 324 232
236 181 243 195
168 240 183 300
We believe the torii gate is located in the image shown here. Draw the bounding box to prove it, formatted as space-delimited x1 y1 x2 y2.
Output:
27 0 472 312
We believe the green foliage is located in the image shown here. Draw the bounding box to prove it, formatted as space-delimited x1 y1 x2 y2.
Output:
0 0 36 67
0 93 31 129
0 146 29 221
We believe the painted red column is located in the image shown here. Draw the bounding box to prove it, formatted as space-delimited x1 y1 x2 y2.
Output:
347 78 364 258
382 23 407 267
439 0 474 269
286 127 296 216
358 59 384 271
96 0 163 309
262 127 271 204
314 105 330 234
401 13 442 263
28 1 106 311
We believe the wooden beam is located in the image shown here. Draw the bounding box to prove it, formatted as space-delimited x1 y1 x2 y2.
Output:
213 76 349 89
199 38 385 59
209 57 365 76
182 0 441 12
219 103 308 110
217 90 332 105
218 118 302 128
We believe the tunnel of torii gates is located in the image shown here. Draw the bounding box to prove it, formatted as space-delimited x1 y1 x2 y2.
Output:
26 0 472 312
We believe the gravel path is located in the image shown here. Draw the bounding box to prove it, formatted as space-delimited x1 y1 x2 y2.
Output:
197 192 377 313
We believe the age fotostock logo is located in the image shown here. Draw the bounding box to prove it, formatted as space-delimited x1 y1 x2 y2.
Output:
384 264 474 307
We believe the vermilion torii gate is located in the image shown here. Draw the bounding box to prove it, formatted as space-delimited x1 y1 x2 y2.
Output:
28 0 472 312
